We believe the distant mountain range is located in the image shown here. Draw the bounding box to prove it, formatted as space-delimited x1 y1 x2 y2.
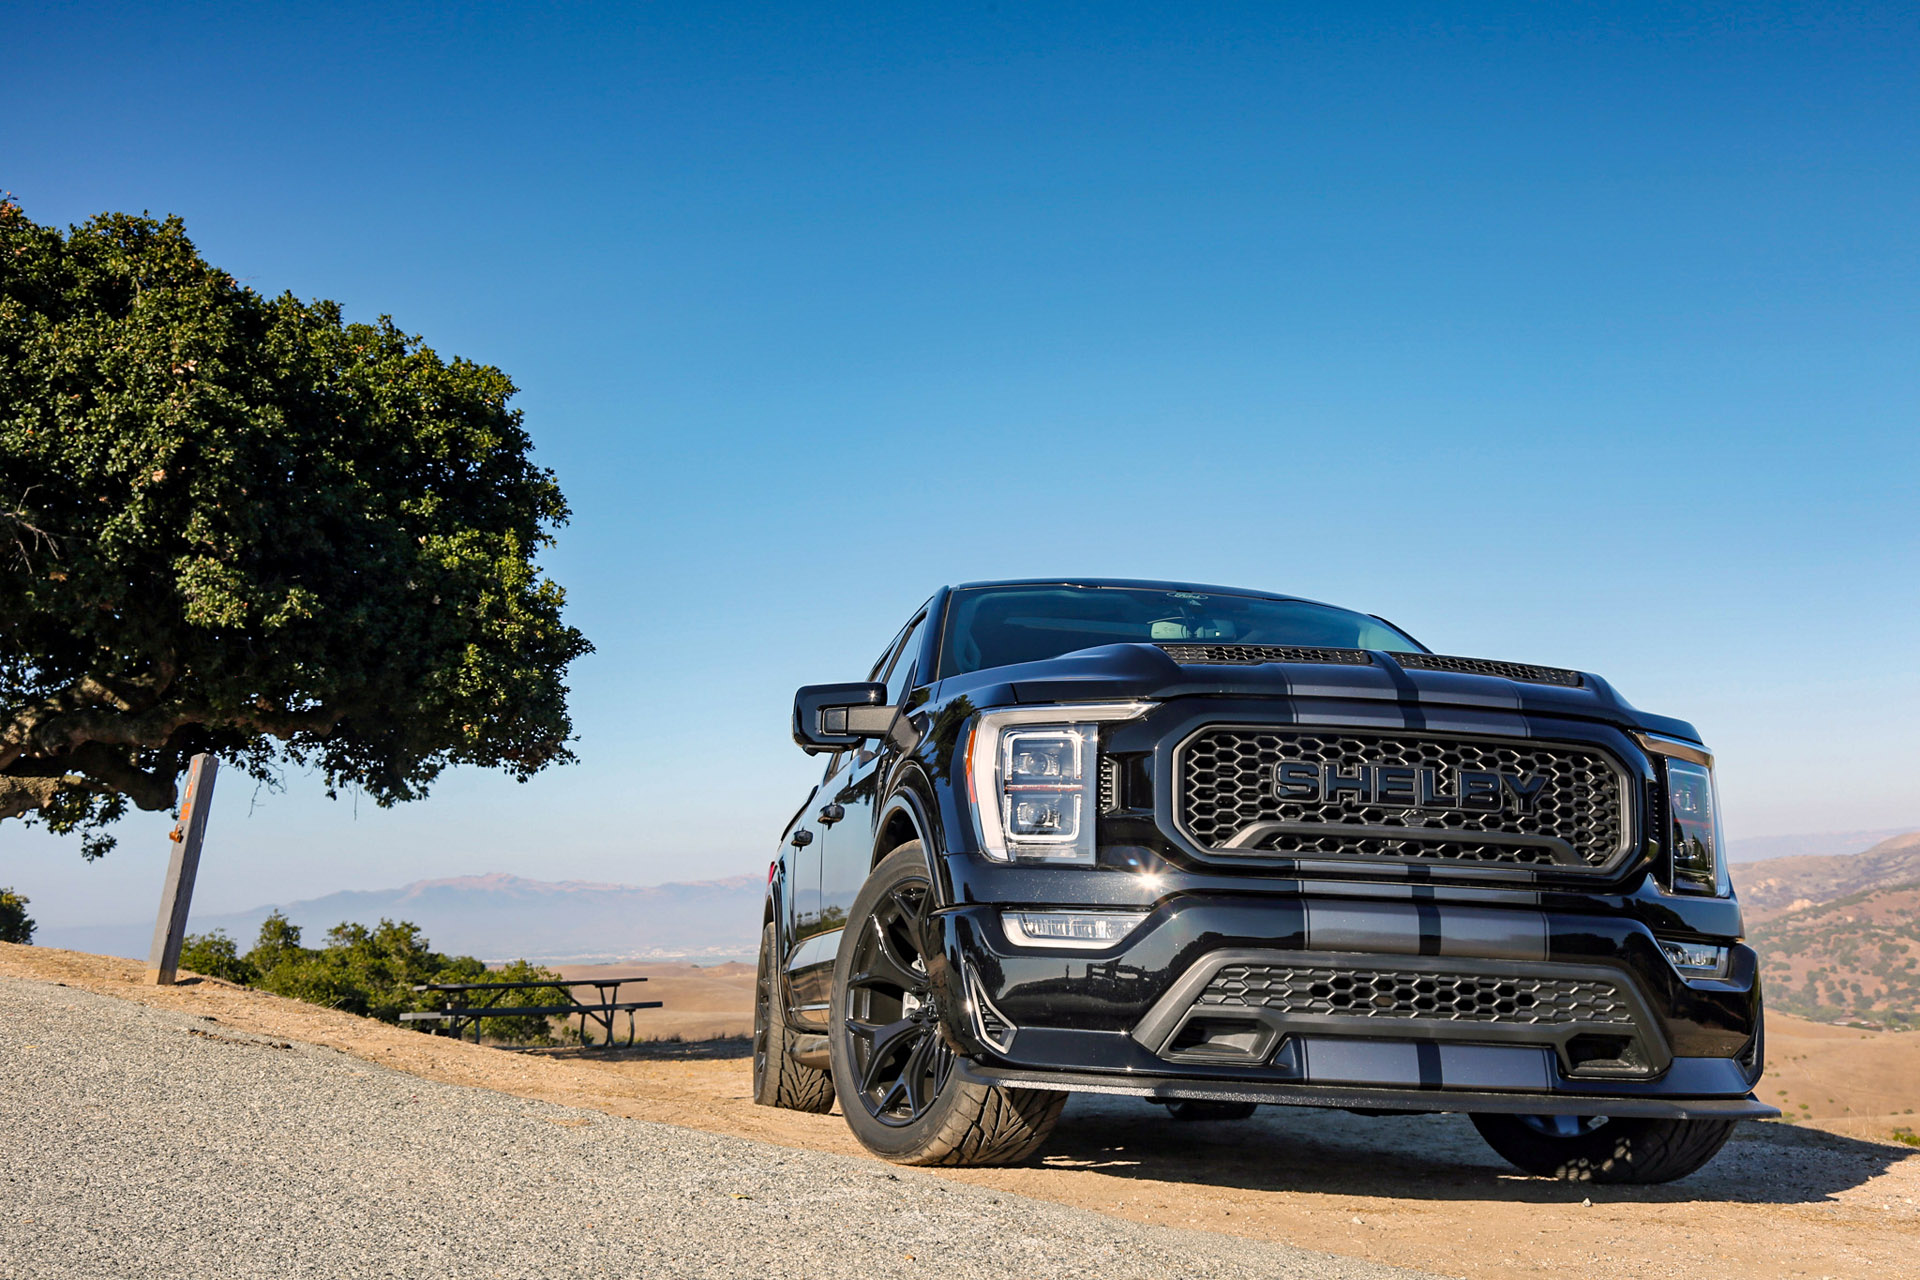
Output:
1729 826 1920 864
38 872 765 965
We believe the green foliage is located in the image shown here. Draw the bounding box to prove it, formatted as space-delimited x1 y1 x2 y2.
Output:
478 958 578 1044
0 200 591 857
181 911 569 1043
177 926 254 983
246 909 307 975
0 886 33 944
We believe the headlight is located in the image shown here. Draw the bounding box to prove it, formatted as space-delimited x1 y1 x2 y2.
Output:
966 702 1151 864
1665 757 1729 895
1629 739 1728 902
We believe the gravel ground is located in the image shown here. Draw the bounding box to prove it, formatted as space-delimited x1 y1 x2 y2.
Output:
0 975 1439 1280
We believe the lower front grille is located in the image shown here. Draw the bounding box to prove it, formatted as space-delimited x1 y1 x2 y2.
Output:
1132 949 1670 1080
1197 963 1636 1028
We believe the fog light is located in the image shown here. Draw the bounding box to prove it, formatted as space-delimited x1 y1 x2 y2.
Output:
1659 938 1731 980
1002 910 1148 949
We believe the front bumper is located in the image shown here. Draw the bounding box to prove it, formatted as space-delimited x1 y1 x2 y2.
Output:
933 890 1773 1116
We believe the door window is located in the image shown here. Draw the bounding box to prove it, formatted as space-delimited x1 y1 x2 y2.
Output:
880 614 927 706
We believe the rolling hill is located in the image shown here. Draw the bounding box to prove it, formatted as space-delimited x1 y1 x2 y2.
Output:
1737 831 1920 922
1733 832 1920 1029
1751 881 1920 1029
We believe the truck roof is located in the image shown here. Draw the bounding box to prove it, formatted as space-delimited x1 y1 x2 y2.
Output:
947 577 1334 606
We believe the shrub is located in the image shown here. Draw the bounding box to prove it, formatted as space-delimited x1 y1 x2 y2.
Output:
178 927 255 983
0 886 32 944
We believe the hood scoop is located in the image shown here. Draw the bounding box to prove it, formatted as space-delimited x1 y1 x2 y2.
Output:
1157 644 1373 666
1392 652 1584 687
1156 643 1585 688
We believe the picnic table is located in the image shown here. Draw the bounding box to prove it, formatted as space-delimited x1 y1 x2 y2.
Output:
399 975 661 1047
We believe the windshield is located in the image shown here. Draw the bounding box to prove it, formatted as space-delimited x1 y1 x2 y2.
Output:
937 584 1423 677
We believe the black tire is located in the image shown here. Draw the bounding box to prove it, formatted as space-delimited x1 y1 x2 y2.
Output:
1471 1112 1738 1183
753 921 835 1113
1165 1100 1259 1122
829 843 1065 1166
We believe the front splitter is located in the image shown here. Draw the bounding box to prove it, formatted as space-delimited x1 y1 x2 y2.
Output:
957 1060 1780 1120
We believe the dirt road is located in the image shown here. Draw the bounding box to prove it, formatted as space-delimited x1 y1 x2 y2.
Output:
6 944 1916 1278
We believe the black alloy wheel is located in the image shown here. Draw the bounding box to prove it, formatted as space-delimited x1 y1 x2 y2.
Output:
1518 1114 1609 1141
841 876 953 1126
752 926 775 1086
828 844 1065 1166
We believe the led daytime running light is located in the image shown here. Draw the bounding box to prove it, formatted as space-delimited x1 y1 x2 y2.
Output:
1002 910 1149 949
1658 938 1731 980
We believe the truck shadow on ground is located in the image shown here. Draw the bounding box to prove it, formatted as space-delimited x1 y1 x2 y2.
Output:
1039 1095 1914 1207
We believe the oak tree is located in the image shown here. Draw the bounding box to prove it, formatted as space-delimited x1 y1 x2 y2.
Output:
0 202 591 857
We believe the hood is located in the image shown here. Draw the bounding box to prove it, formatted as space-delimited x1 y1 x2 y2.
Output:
935 642 1702 744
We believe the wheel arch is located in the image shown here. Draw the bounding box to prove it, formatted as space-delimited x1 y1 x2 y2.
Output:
874 772 938 870
763 854 784 928
873 774 958 911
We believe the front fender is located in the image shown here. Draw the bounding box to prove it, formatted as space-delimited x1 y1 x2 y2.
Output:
878 771 953 905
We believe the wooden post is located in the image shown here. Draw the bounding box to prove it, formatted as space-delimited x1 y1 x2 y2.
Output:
147 753 219 985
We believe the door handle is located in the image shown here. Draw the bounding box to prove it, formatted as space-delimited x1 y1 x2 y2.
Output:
790 829 814 847
817 803 845 826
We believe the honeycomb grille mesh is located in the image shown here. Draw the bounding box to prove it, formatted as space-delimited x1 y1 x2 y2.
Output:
1392 653 1583 687
1179 729 1627 867
1197 963 1636 1027
1160 644 1373 666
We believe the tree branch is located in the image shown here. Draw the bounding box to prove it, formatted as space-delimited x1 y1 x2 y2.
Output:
61 743 180 812
0 490 62 573
0 774 90 822
1 668 339 777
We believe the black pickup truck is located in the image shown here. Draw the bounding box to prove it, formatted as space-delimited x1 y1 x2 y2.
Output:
754 579 1772 1179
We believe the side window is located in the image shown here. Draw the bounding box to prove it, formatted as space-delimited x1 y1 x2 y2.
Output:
881 615 927 706
869 623 911 683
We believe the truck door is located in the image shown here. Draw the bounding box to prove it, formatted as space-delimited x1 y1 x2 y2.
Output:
784 750 860 1025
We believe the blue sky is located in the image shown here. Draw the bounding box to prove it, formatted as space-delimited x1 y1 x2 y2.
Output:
5 1 1917 928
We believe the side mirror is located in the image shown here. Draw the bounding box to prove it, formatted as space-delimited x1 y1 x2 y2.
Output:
792 682 895 754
